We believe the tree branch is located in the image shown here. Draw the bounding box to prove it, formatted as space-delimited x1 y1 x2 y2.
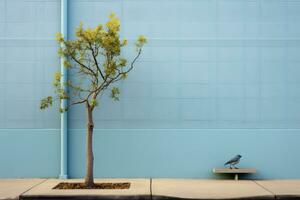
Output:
70 54 98 82
111 48 142 83
69 99 87 107
89 43 105 80
126 48 142 74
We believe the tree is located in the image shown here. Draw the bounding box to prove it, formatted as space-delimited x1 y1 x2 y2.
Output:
40 13 146 187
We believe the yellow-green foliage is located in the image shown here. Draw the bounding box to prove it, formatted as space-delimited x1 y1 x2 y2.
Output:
111 87 120 101
40 96 53 109
40 13 146 112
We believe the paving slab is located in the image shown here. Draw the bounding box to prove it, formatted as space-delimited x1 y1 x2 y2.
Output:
20 179 150 200
0 179 46 200
256 180 300 199
152 179 274 200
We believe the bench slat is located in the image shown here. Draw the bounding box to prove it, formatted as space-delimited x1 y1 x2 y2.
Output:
213 168 257 174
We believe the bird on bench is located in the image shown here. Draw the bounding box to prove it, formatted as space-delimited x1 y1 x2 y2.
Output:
224 154 242 169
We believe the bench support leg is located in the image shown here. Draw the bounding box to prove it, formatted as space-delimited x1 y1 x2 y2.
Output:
234 174 238 180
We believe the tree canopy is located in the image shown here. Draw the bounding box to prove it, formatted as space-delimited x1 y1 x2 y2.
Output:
40 13 147 112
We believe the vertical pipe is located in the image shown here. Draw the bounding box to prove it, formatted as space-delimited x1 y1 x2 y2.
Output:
59 0 68 179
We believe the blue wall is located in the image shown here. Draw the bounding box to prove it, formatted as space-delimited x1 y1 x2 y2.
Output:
0 129 60 178
1 0 300 179
69 129 300 179
0 0 61 177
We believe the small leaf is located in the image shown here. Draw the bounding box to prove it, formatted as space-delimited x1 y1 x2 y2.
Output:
121 73 127 79
63 60 71 68
119 58 127 67
40 96 53 110
91 99 98 107
136 35 147 48
111 87 120 101
55 32 64 43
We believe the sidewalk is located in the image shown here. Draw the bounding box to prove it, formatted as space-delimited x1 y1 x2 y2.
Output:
0 179 46 200
1 178 300 200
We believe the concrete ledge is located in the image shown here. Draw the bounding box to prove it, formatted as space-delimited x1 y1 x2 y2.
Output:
152 179 274 200
0 179 46 200
20 179 150 200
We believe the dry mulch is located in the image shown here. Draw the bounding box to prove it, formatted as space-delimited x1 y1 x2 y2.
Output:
53 182 130 189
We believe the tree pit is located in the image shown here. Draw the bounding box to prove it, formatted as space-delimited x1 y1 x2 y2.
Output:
53 182 130 189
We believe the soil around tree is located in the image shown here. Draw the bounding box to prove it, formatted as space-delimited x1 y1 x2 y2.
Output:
53 182 130 189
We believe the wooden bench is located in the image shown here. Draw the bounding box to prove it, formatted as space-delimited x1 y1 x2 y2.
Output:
213 168 257 180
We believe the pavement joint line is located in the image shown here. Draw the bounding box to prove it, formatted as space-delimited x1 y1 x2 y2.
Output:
253 180 276 198
19 179 49 199
150 178 152 200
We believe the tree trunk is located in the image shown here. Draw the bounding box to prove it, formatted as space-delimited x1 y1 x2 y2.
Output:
85 103 94 187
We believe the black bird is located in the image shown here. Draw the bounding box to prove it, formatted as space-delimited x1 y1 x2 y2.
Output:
224 154 242 169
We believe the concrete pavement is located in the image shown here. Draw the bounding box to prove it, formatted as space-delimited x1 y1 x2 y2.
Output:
0 179 46 200
1 178 300 200
152 179 274 199
256 180 300 199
